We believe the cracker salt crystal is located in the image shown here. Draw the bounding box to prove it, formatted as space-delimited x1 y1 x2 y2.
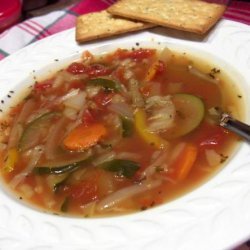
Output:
76 10 155 43
108 0 226 34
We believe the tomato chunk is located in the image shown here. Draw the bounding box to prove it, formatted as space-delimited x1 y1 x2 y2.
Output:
34 79 53 91
93 91 114 107
115 48 156 61
195 122 229 150
87 64 112 77
82 109 95 126
67 62 112 77
67 62 87 74
68 181 98 205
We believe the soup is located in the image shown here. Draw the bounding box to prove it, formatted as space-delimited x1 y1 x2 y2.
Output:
0 47 243 217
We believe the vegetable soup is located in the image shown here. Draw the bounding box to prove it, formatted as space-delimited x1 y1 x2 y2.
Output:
0 47 243 217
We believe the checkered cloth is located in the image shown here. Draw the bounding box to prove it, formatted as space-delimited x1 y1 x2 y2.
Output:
0 0 250 249
0 0 250 60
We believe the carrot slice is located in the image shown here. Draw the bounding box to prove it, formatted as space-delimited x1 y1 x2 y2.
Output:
144 60 165 82
168 143 198 182
63 123 107 151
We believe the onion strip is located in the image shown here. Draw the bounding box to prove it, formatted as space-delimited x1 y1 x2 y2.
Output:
8 99 36 148
96 180 161 211
108 102 134 120
45 117 67 160
10 145 44 188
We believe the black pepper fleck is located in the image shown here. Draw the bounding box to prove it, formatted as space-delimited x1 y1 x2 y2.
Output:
150 201 155 207
237 95 242 98
208 73 215 79
220 153 228 163
1 100 4 104
136 42 140 46
19 196 23 200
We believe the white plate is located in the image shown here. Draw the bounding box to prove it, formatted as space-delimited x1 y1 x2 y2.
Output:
0 19 250 250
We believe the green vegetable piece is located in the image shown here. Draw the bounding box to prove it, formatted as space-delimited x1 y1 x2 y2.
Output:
47 173 69 192
88 78 120 91
121 117 134 137
34 162 81 175
19 112 60 152
61 197 69 212
34 156 92 175
171 93 205 137
101 159 139 178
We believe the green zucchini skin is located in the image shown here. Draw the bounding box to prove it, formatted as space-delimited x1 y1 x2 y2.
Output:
170 93 205 137
34 158 92 175
19 112 60 152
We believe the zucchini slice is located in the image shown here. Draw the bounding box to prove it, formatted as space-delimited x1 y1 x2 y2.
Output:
19 112 60 152
170 93 205 138
88 78 120 91
34 151 92 175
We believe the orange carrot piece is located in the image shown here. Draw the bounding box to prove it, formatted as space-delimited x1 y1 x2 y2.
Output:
169 143 198 182
144 60 164 82
63 123 107 151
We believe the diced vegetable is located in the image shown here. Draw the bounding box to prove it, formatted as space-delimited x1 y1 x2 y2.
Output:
82 109 95 126
158 47 173 64
3 148 19 173
34 151 92 175
134 108 168 149
108 102 134 120
63 91 86 110
170 94 205 137
19 112 60 152
128 79 144 108
67 62 87 74
34 79 53 92
8 99 36 149
96 179 161 211
197 123 227 150
34 162 82 175
63 123 107 151
114 48 156 61
146 95 175 133
47 173 69 192
121 117 134 137
101 159 139 178
34 158 91 175
88 78 120 91
144 60 165 82
45 117 67 160
93 91 114 107
67 180 98 205
205 149 221 167
168 143 197 181
67 63 112 77
87 64 112 77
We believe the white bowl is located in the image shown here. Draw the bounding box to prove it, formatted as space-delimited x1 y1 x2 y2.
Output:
0 19 250 250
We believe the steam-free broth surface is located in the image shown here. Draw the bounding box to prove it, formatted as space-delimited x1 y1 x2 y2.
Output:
0 47 243 217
